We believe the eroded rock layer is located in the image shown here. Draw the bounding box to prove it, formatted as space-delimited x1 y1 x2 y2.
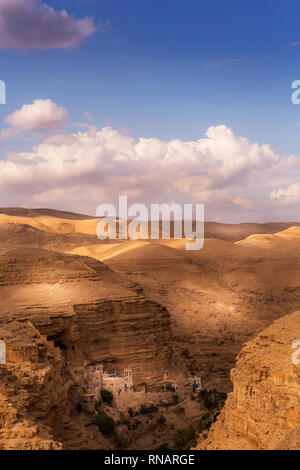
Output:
0 246 172 449
196 310 300 450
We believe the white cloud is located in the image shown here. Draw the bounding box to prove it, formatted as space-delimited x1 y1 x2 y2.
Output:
270 183 300 205
233 196 253 210
0 0 98 50
0 124 286 220
5 99 69 131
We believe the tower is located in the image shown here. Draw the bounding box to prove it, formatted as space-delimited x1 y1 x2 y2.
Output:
124 366 133 389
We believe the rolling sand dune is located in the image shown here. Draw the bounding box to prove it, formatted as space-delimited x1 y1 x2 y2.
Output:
205 221 300 242
0 207 97 220
276 225 300 239
0 223 105 252
1 208 300 241
68 240 150 262
0 213 100 235
101 234 300 391
236 225 300 248
3 208 300 394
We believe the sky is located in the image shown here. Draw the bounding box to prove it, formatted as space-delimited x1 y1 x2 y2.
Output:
1 0 300 222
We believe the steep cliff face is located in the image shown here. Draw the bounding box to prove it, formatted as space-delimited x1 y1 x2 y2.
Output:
0 246 172 449
196 310 300 450
74 299 170 388
0 321 112 450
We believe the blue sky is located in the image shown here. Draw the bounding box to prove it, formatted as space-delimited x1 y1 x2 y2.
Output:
1 0 300 152
1 0 300 221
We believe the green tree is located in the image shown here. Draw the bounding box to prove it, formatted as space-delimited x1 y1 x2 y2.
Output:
95 409 115 436
157 415 166 426
101 389 114 406
173 428 197 450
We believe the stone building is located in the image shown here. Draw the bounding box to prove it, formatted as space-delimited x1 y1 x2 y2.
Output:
124 366 134 390
163 369 202 394
81 363 196 413
162 369 189 399
188 375 202 391
163 370 179 392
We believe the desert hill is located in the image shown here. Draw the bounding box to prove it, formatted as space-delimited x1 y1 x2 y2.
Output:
1 207 299 241
95 234 300 392
0 223 106 252
205 221 300 242
1 208 300 449
236 225 300 249
2 209 300 392
0 207 97 220
0 213 101 235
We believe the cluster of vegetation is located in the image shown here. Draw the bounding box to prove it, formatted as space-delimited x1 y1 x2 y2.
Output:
95 409 116 436
138 382 147 390
165 383 176 393
155 442 170 450
172 428 197 450
101 389 114 406
113 435 128 449
95 400 102 411
147 422 157 432
198 389 227 410
172 394 179 405
197 411 220 433
157 414 166 426
140 404 158 415
76 403 83 413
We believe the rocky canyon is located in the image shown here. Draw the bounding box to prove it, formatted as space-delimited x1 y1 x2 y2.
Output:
0 208 299 450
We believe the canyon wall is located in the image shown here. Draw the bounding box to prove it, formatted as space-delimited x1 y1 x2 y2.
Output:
0 246 172 449
196 310 300 450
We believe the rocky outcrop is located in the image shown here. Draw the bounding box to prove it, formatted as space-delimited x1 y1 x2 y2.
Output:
0 321 113 450
196 310 300 450
74 298 170 388
0 223 105 252
0 246 172 449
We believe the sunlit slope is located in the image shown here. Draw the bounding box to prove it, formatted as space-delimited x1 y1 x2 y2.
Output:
68 240 150 262
67 238 197 262
235 225 300 248
276 225 300 240
0 213 100 235
1 208 300 240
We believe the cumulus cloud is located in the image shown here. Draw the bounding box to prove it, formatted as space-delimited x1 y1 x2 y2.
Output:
0 0 98 50
233 196 253 210
0 124 286 219
270 183 300 205
5 99 69 131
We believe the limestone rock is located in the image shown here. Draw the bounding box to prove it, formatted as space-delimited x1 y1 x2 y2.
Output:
196 310 300 450
0 246 172 449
